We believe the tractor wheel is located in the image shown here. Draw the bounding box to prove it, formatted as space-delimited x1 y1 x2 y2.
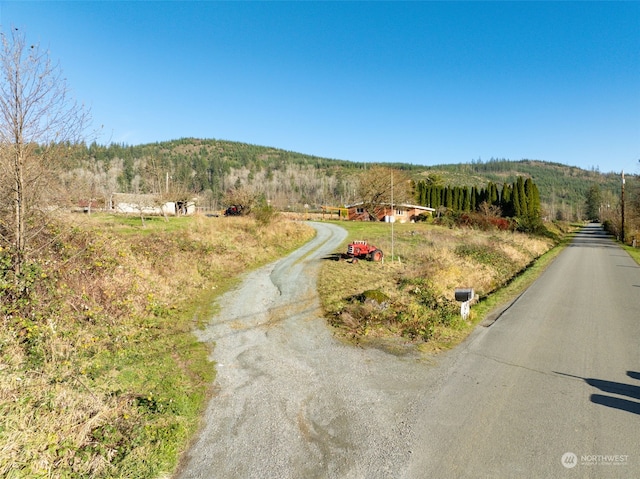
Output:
351 257 359 264
371 250 383 262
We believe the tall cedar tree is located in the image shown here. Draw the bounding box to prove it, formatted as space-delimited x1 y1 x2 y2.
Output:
585 184 602 221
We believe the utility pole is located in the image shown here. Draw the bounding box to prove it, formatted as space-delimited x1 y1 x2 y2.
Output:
391 171 394 262
621 170 625 243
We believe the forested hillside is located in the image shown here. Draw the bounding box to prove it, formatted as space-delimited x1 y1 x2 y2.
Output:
63 138 629 221
64 139 368 212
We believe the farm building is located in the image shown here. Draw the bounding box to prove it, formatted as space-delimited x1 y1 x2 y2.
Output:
109 193 197 216
345 203 435 223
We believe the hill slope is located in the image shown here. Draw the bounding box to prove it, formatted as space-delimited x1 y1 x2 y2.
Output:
418 158 624 221
69 138 627 221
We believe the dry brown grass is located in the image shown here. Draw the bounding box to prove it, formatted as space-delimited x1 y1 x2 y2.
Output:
0 212 314 478
319 221 555 350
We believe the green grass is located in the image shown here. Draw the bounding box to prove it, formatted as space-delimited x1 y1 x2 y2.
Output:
0 213 315 478
78 212 194 234
471 239 569 324
622 244 640 265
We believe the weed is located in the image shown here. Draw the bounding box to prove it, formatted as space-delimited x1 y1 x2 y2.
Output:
252 202 279 226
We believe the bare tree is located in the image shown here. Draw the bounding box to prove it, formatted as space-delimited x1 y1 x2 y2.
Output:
141 156 196 220
477 200 502 218
357 166 412 220
0 28 89 274
222 185 259 216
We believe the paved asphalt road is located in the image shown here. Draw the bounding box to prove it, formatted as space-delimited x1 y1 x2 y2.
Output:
407 223 640 478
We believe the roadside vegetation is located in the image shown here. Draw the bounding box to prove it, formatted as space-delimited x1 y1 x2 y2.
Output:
0 213 313 478
622 244 640 265
318 219 575 353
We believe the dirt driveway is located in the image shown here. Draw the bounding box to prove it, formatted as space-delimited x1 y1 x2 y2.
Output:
177 222 442 479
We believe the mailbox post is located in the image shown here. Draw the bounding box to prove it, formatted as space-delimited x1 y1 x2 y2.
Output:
454 288 474 320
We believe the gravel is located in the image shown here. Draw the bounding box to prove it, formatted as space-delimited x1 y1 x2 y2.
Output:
176 222 445 479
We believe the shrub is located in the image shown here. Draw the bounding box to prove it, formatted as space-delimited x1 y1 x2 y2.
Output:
602 219 618 237
435 211 512 231
514 214 546 234
252 202 279 226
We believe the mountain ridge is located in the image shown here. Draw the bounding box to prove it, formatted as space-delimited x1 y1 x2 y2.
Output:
76 137 627 221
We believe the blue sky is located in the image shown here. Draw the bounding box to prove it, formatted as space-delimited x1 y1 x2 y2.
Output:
2 1 639 173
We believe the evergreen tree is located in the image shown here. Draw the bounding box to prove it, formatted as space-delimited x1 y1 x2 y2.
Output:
470 186 477 211
513 180 521 217
462 186 471 211
501 183 513 217
434 186 442 209
585 184 602 220
422 182 428 206
524 178 535 216
516 176 528 218
477 186 488 206
452 187 461 211
530 183 541 218
488 182 499 206
415 180 426 206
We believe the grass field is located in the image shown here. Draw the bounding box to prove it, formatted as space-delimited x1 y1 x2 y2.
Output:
318 219 569 353
0 213 314 479
622 243 640 264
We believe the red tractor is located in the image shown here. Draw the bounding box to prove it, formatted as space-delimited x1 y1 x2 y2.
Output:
345 240 383 263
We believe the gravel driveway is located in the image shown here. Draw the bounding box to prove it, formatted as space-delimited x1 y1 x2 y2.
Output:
176 222 443 479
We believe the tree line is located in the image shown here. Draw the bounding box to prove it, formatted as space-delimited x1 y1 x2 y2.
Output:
414 177 541 219
431 158 624 222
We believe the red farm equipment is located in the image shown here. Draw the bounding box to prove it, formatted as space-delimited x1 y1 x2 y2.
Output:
344 240 383 263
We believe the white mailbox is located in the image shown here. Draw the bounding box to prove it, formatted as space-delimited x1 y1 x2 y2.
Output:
454 288 474 320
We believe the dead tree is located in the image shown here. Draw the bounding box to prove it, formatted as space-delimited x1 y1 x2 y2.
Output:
0 28 89 274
